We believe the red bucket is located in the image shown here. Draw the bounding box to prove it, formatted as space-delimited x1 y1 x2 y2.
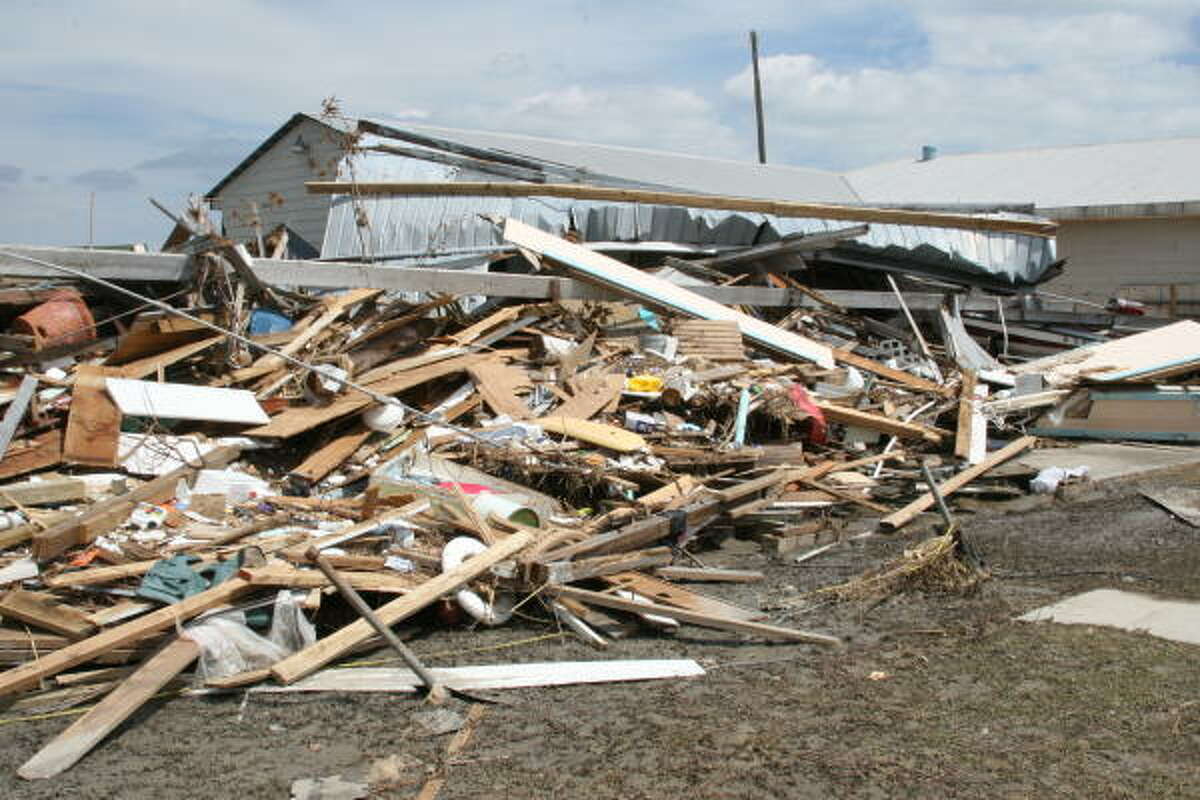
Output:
12 289 96 350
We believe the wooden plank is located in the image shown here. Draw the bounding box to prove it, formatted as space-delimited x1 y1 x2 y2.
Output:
256 660 705 694
33 445 241 561
955 370 978 461
18 636 200 780
45 557 219 589
552 586 840 646
63 365 121 467
270 530 538 685
795 478 892 513
244 352 488 439
815 401 942 443
537 416 646 452
0 577 247 696
542 547 673 584
599 572 765 622
232 288 381 380
288 423 372 484
239 565 419 594
0 477 87 508
502 218 835 368
879 435 1038 532
545 373 624 421
0 428 63 481
0 374 36 459
467 361 532 419
654 567 764 583
0 590 98 638
833 348 951 396
113 335 223 379
305 181 1058 237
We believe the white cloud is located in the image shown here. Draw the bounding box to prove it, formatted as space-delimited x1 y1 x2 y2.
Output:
723 4 1200 168
491 85 744 157
1 1 1198 243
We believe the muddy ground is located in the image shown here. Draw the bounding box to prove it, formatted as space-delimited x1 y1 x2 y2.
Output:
4 474 1200 799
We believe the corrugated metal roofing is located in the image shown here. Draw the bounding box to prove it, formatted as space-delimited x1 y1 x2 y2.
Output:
394 123 861 205
846 137 1200 210
322 150 1056 287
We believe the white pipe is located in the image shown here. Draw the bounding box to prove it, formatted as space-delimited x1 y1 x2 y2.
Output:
441 536 515 626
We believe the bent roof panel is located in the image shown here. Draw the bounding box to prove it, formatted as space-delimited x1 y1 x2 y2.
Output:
393 123 861 204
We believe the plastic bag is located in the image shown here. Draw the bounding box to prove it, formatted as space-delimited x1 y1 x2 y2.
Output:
1030 465 1090 494
184 591 316 681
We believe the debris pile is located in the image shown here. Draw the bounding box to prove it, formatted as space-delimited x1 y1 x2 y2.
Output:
0 194 1194 780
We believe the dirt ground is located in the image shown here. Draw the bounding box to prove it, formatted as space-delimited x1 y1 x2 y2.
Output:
4 474 1200 799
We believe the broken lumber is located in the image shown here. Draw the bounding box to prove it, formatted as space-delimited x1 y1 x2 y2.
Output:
270 529 538 685
0 577 247 696
0 589 97 639
18 636 200 780
32 444 240 561
550 586 840 646
815 402 943 443
879 435 1038 532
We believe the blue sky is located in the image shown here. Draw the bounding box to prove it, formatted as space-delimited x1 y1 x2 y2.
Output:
1 0 1198 246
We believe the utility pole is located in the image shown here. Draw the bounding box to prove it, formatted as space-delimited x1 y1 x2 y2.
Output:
749 30 767 164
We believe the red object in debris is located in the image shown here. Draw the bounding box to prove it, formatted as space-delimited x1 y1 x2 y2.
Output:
788 385 828 445
437 481 493 495
12 289 96 349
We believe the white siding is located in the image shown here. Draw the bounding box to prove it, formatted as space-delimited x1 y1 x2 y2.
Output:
1046 218 1200 310
210 118 346 250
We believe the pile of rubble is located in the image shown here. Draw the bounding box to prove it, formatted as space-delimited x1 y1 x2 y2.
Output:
0 200 1196 782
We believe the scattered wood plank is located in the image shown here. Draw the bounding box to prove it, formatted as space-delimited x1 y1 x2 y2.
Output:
288 423 372 485
654 567 765 583
256 659 705 694
551 586 840 646
63 365 121 467
0 589 98 639
244 352 488 439
0 577 247 696
306 181 1058 237
954 370 978 461
0 428 63 481
538 416 646 452
879 435 1038 532
0 477 87 509
33 445 241 562
239 564 419 594
18 636 200 780
599 571 766 622
113 335 223 380
815 401 942 443
544 373 624 421
270 529 538 685
542 547 673 584
467 361 532 419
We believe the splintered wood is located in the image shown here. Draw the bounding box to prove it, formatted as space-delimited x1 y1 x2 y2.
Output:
675 320 745 361
1 194 1159 784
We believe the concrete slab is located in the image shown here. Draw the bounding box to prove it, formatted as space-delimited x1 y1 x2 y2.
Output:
999 443 1200 484
1019 588 1200 646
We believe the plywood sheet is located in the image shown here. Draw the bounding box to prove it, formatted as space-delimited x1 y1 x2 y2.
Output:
502 218 834 368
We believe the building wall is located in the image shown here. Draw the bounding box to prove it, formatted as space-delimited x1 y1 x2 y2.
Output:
1046 217 1200 311
210 117 347 251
